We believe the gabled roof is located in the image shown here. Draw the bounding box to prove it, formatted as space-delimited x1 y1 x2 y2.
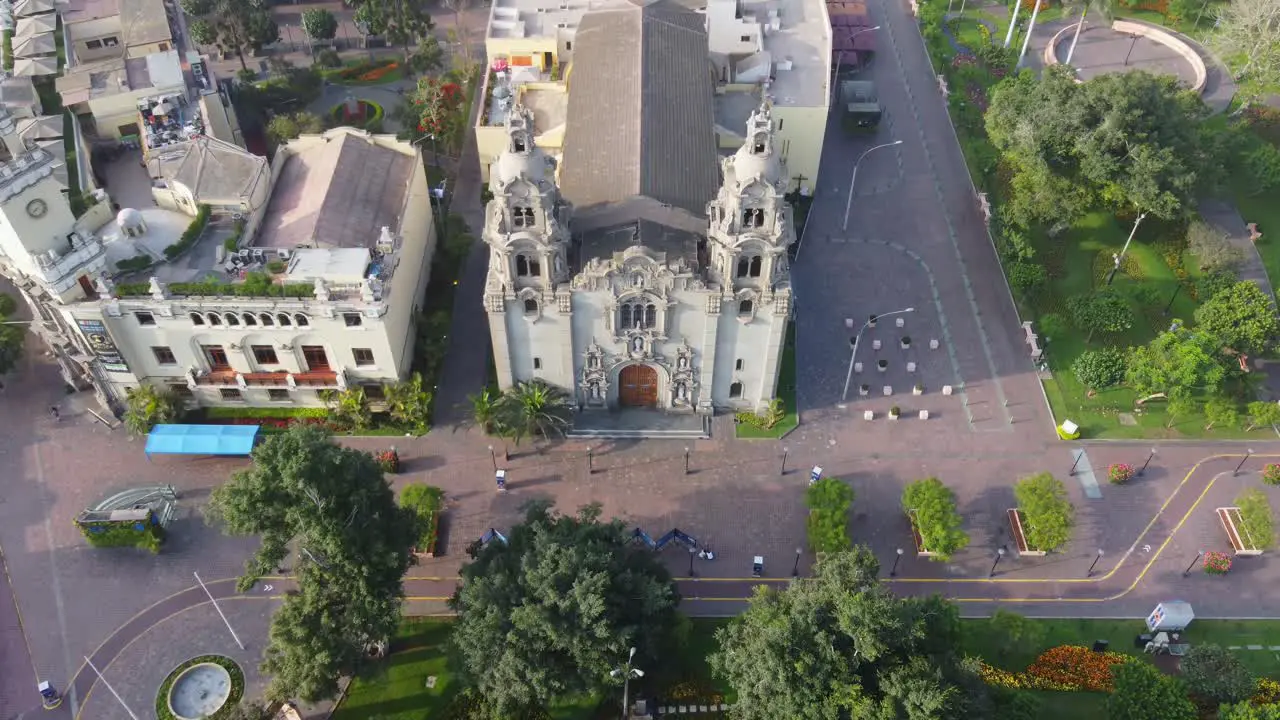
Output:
17 115 63 143
146 135 269 208
15 13 58 38
559 0 720 216
12 0 57 17
14 56 59 77
13 31 56 58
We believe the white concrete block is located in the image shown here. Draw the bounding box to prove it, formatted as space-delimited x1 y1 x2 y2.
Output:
883 385 892 395
895 317 905 327
872 339 882 350
906 362 917 372
942 385 953 396
854 361 863 373
864 410 875 420
919 410 929 420
930 339 939 350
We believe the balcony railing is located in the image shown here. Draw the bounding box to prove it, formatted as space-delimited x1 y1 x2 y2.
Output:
188 368 345 390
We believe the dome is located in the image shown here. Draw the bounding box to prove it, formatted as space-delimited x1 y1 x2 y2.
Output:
117 207 144 229
492 146 548 186
731 143 783 186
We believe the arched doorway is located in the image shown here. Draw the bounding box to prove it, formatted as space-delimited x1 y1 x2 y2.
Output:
618 364 659 407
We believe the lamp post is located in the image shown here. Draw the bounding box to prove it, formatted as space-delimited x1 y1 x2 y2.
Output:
989 547 1006 577
1137 448 1156 477
588 446 595 474
832 26 881 101
792 547 802 577
890 547 904 577
780 447 789 476
487 445 497 472
1123 33 1140 66
1106 211 1147 286
684 447 691 475
1183 550 1204 577
840 307 915 404
688 546 697 578
1087 549 1104 577
1069 450 1084 477
610 647 644 720
842 140 904 231
1234 449 1254 476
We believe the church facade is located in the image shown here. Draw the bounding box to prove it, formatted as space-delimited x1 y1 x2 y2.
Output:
481 0 795 420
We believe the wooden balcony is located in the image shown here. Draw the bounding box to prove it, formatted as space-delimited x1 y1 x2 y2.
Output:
242 372 291 387
292 371 340 387
190 369 342 389
194 369 238 386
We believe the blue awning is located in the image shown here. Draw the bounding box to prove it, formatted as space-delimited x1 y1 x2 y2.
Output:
144 424 260 456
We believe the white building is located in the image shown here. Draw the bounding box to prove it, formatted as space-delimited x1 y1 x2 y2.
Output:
0 128 438 411
483 6 795 421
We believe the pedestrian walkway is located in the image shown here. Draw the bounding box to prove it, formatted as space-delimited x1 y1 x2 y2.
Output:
1200 199 1276 301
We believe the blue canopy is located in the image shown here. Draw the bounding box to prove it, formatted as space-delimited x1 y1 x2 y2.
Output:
145 424 260 456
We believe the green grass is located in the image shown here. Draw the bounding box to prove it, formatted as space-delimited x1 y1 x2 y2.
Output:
332 620 457 720
1028 690 1109 719
735 323 798 439
2 29 12 72
1235 180 1280 294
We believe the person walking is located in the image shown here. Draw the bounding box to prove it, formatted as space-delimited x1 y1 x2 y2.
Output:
49 405 60 422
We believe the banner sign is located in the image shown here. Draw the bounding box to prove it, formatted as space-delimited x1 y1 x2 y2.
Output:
76 318 129 373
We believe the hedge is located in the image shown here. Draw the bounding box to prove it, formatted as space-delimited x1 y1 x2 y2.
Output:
204 406 329 419
805 477 853 554
114 278 313 299
115 254 153 273
77 516 164 553
400 484 444 554
163 204 212 259
154 655 244 720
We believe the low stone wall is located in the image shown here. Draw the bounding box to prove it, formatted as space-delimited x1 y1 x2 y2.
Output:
1044 17 1207 94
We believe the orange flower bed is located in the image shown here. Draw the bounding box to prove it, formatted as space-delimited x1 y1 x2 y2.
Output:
358 63 398 82
979 645 1132 692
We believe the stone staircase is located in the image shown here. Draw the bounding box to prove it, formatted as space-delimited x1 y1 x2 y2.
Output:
566 410 711 440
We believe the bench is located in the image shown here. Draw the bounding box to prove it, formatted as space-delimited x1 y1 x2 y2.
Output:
1217 506 1263 556
1021 321 1044 362
907 509 934 557
1008 508 1046 556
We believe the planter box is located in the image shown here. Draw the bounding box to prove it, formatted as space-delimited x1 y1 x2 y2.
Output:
413 508 442 558
1007 508 1046 556
908 509 934 557
1217 506 1263 556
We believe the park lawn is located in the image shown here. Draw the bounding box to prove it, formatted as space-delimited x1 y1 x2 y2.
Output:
331 619 457 720
1234 181 1280 296
1028 690 1109 719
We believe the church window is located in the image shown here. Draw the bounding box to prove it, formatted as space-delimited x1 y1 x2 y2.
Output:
729 381 744 398
737 257 750 278
752 134 766 153
644 304 657 328
738 299 754 316
620 305 633 329
513 137 526 153
735 358 744 370
513 206 535 228
742 208 764 228
533 357 542 370
207 313 222 326
190 312 205 325
523 297 539 315
225 313 240 326
631 304 644 328
749 256 762 277
516 254 529 276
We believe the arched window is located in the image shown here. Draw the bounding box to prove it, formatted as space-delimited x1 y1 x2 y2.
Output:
644 304 656 328
737 257 750 278
277 313 292 327
516 254 529 276
729 381 744 398
749 256 762 277
620 305 633 329
225 313 240 326
742 208 764 228
260 313 274 326
242 313 257 326
207 313 222 326
190 312 205 325
528 256 541 276
512 206 535 228
739 299 753 316
523 297 538 315
294 314 310 327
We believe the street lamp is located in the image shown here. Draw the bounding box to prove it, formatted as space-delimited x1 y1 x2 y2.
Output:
610 647 644 720
1234 449 1254 476
840 307 915 404
1137 448 1156 477
1105 212 1147 286
1183 550 1204 577
1087 549 1104 577
890 547 904 577
792 547 803 577
688 545 698 578
989 547 1006 577
843 140 904 231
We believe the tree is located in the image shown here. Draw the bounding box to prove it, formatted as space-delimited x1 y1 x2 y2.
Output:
1194 281 1280 356
181 0 279 71
384 371 433 434
1209 0 1280 102
442 0 473 64
710 549 991 720
1164 391 1199 428
1187 220 1244 272
352 0 434 62
0 292 24 376
324 386 372 431
1068 291 1133 341
1064 0 1117 65
495 379 573 445
1247 400 1280 431
1107 659 1196 720
986 609 1045 659
123 384 182 436
1221 702 1280 720
1180 644 1256 705
1008 262 1048 297
1125 327 1226 397
450 500 680 715
1203 396 1240 430
403 74 467 145
468 388 502 434
902 477 970 560
1013 472 1074 551
206 424 417 701
301 8 338 41
1072 347 1126 390
1198 269 1239 303
408 33 445 74
266 111 324 145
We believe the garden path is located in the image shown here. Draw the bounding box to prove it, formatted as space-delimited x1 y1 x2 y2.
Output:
1199 199 1276 302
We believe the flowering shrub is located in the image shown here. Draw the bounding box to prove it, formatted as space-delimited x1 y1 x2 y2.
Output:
1254 678 1280 704
1019 0 1050 10
966 83 989 112
337 58 396 81
979 645 1131 692
1263 463 1280 486
1204 550 1233 575
952 53 977 68
374 449 401 474
357 62 398 82
1109 463 1135 484
412 78 464 136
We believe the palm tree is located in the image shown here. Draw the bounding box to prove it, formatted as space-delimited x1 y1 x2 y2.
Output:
123 384 182 437
495 380 573 446
467 388 502 435
1064 0 1118 66
384 372 433 435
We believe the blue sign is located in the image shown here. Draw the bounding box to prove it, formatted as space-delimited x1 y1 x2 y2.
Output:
75 318 130 373
810 466 823 485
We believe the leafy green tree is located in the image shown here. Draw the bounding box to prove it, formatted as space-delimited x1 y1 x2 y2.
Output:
301 8 338 40
468 388 502 434
1194 281 1280 356
266 111 324 145
1072 347 1126 390
1107 659 1196 720
1197 269 1239 303
1068 291 1133 341
807 477 854 554
902 477 969 560
408 33 445 74
1220 701 1280 720
1180 644 1256 705
181 0 279 71
206 424 417 701
1243 142 1280 194
450 500 680 716
1247 400 1280 431
1203 396 1240 430
1125 327 1226 397
1165 391 1199 429
0 292 25 375
495 379 573 445
710 549 991 720
324 386 372 431
1208 0 1280 102
384 372 432 434
123 384 182 436
1008 262 1048 298
1187 220 1244 271
353 0 434 62
1013 472 1074 551
986 609 1045 660
402 74 467 144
